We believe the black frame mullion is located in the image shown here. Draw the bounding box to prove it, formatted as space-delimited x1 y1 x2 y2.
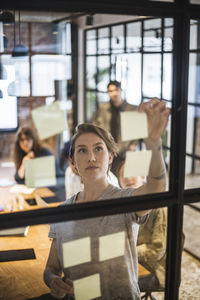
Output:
166 10 190 300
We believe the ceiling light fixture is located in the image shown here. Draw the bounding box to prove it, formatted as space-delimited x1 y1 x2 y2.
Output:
12 11 28 57
86 15 94 27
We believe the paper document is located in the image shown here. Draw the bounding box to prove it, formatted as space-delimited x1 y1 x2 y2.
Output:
32 101 67 140
120 111 148 141
124 150 152 177
25 156 56 188
74 274 101 300
99 231 125 261
63 237 91 268
10 184 35 194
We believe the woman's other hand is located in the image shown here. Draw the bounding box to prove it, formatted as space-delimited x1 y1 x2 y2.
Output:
50 276 74 299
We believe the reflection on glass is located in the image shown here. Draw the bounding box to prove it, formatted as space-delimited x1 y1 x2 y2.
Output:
86 29 96 55
111 25 124 53
125 53 142 106
180 204 200 298
97 56 110 91
188 54 199 104
143 54 161 98
163 53 172 100
164 27 173 51
86 91 96 120
98 27 110 54
190 20 198 50
126 22 142 52
31 23 58 53
185 105 200 189
86 56 96 89
144 19 162 52
32 55 71 96
97 92 109 103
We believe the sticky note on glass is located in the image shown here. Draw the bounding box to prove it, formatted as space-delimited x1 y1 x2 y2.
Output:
62 237 91 268
25 156 56 188
124 150 152 177
99 231 125 261
74 274 101 300
32 101 67 140
120 111 148 141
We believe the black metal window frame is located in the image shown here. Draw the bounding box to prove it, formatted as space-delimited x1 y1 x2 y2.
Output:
1 1 200 300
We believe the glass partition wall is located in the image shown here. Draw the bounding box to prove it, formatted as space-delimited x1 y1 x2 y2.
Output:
0 1 200 300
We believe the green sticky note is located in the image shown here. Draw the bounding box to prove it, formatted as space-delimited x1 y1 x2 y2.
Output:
99 231 125 261
32 101 67 140
25 156 56 188
74 274 101 300
120 111 148 141
62 237 91 268
124 150 152 177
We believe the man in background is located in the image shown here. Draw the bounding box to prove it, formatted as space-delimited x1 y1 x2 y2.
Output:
92 80 137 150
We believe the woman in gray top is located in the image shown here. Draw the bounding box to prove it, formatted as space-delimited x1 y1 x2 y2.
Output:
43 98 170 300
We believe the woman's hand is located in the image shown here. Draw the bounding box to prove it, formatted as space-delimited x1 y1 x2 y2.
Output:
50 276 74 299
22 151 35 163
138 98 170 142
18 151 35 179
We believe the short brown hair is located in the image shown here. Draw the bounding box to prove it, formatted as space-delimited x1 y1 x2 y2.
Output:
70 123 118 159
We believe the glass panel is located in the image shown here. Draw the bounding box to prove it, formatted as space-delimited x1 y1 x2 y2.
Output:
164 26 173 51
32 55 71 96
97 56 110 91
144 19 162 52
126 22 142 52
125 53 142 106
98 27 110 54
111 25 124 53
190 0 200 4
86 56 97 89
190 20 198 50
2 54 30 97
97 92 109 103
194 107 200 161
180 204 200 298
86 91 96 121
188 53 200 104
31 23 58 53
143 54 161 98
86 30 96 55
163 54 172 100
185 105 200 188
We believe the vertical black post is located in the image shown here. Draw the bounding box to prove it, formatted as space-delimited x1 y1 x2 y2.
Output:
71 21 78 129
165 10 190 300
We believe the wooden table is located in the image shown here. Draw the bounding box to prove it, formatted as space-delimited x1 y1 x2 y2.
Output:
0 224 51 300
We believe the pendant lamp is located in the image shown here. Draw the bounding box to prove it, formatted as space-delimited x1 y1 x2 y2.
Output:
12 11 28 57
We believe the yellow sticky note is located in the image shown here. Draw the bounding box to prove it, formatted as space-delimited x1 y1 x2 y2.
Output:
74 274 101 300
124 150 152 177
99 231 125 261
25 156 56 188
120 111 148 141
62 237 91 268
32 101 67 140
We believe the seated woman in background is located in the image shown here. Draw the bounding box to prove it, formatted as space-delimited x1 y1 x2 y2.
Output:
43 99 169 299
112 150 167 291
14 126 62 184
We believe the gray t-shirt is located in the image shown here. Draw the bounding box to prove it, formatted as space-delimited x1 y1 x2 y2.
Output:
49 184 148 300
